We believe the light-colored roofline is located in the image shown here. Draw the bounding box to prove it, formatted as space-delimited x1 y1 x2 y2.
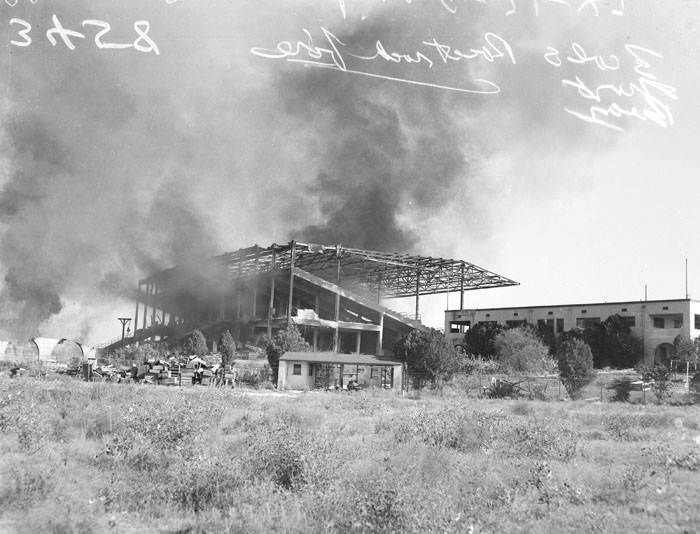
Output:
280 351 403 366
446 298 700 314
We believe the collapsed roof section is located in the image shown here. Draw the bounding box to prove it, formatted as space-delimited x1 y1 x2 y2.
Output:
142 241 518 299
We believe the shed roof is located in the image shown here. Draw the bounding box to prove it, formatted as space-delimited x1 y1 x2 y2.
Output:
280 351 403 366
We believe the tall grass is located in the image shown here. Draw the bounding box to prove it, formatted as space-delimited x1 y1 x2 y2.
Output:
0 375 699 533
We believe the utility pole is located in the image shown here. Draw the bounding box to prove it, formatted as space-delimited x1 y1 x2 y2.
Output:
118 317 131 348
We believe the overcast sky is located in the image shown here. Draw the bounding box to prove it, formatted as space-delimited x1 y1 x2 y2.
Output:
1 0 698 341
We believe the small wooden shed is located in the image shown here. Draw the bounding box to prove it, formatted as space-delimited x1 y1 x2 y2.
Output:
278 351 404 392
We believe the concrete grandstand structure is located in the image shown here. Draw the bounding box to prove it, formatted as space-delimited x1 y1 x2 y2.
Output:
111 241 517 388
445 298 700 366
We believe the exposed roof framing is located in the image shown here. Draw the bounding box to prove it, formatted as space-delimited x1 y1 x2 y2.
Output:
143 241 518 298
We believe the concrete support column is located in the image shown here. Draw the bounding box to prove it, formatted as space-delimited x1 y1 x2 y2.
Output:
460 262 465 310
151 283 157 328
237 260 243 320
377 313 384 355
267 249 277 338
253 251 259 318
134 281 141 333
415 271 420 320
236 284 241 320
355 331 361 354
287 240 296 322
334 244 341 352
142 283 149 330
252 282 258 319
313 330 318 352
333 292 340 352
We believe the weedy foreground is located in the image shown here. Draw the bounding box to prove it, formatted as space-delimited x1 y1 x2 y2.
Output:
1 376 699 533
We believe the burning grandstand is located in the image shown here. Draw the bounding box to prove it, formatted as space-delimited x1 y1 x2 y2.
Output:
111 241 517 360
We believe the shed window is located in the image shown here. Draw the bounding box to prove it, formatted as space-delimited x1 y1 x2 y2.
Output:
695 314 700 329
653 317 665 329
293 364 301 375
308 364 313 376
674 319 683 329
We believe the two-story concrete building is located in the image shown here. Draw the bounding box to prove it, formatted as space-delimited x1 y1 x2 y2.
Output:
445 298 700 365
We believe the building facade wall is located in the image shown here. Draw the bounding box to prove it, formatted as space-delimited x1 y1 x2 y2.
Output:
446 299 700 366
277 360 315 389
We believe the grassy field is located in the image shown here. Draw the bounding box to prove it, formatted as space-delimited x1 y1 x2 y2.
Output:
1 376 699 533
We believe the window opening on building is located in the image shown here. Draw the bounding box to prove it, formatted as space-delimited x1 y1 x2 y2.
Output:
449 320 471 334
576 317 600 329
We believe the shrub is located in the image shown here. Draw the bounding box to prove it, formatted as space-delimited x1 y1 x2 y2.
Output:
639 364 672 402
512 420 578 461
461 356 501 375
393 328 460 388
184 329 208 356
393 407 506 452
0 461 57 508
556 338 596 399
571 315 643 368
219 330 236 369
610 377 633 402
486 378 517 399
265 323 310 386
117 398 223 451
462 322 504 358
494 327 556 375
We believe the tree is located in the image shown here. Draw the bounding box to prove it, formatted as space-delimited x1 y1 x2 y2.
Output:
673 335 695 361
265 323 310 386
462 322 504 358
556 338 596 399
393 328 460 388
494 327 555 374
638 364 672 403
220 330 236 370
184 329 208 356
560 315 642 369
587 315 642 368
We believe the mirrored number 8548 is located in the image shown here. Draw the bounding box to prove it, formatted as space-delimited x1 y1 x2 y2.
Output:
10 15 160 55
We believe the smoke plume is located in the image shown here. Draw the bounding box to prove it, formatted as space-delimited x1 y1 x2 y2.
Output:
0 0 620 342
